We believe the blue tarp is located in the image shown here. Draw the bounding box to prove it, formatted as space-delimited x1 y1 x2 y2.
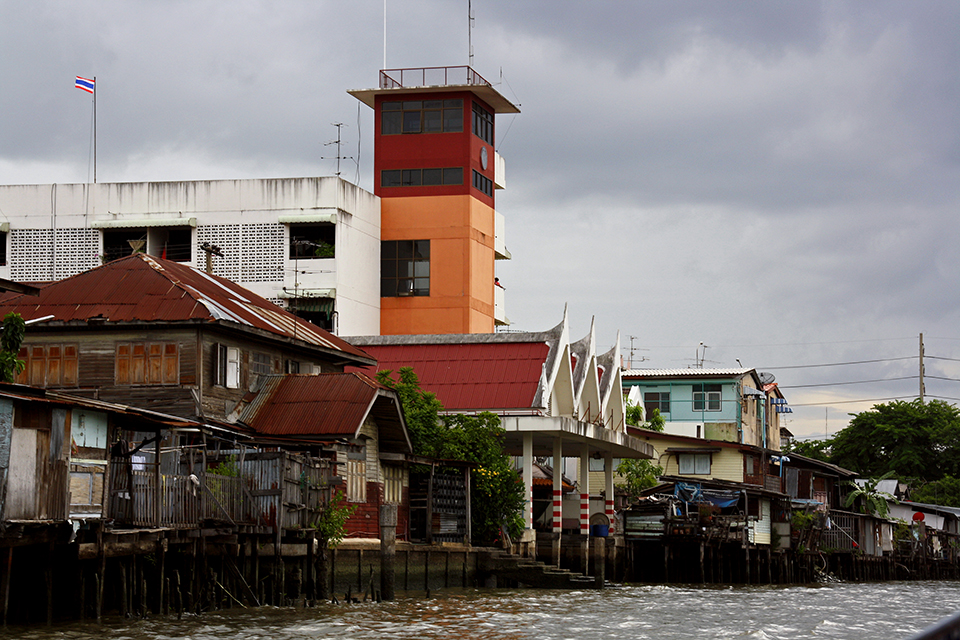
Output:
703 492 740 509
675 482 702 503
674 482 741 509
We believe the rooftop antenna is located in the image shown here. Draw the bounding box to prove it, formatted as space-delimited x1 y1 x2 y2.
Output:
696 342 709 369
468 0 475 67
321 123 354 177
626 335 648 369
383 0 387 69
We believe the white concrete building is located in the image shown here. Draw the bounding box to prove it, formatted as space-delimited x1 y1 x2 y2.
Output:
0 177 381 335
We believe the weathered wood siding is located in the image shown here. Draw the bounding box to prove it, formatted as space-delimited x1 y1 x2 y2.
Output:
5 403 70 521
198 332 343 420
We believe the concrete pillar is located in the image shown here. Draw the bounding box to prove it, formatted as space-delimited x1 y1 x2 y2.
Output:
522 433 534 531
380 504 397 601
552 438 563 567
604 451 615 532
579 445 590 537
593 536 606 588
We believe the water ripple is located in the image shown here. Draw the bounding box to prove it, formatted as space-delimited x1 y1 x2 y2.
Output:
3 581 960 640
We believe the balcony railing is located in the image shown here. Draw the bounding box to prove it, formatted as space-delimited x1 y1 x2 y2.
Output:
380 66 491 89
108 451 334 531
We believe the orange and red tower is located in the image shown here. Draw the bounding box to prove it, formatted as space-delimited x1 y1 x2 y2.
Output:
350 67 519 335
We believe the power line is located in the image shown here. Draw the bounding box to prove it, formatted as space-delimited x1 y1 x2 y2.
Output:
763 356 917 370
790 395 917 407
928 355 960 363
781 375 918 389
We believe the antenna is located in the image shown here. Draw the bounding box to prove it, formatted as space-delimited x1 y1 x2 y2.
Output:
321 123 354 177
625 335 648 369
468 0 475 67
696 342 709 368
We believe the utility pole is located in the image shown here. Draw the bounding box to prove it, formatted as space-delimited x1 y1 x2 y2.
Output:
200 242 223 275
920 332 926 403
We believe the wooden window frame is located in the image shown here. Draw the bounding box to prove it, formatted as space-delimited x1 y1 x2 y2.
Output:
17 343 79 388
116 342 179 385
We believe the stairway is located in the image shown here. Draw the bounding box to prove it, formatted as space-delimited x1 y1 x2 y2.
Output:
478 551 603 589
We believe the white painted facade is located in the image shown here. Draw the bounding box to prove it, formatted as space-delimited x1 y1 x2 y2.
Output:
0 177 381 336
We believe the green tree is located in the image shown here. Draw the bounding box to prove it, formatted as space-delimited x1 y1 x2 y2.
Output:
911 475 960 508
646 408 665 432
783 438 831 462
625 402 664 432
843 472 899 519
377 368 524 546
313 489 357 548
625 401 643 427
616 458 663 499
0 312 26 383
376 367 445 454
442 414 525 545
830 399 960 481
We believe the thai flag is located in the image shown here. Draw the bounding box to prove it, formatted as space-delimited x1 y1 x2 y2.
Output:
75 76 95 93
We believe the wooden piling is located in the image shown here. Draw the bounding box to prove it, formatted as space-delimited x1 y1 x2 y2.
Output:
380 504 397 601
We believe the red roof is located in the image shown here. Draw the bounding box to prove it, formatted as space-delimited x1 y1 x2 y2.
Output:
0 254 372 364
239 373 410 452
354 342 549 411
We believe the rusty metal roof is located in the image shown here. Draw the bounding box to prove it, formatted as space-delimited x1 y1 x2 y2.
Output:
238 373 411 453
0 253 373 364
350 342 550 411
0 381 202 431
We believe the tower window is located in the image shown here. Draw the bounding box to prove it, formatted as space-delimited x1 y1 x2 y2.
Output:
382 100 463 135
473 170 493 197
472 102 494 145
381 167 463 188
381 240 430 297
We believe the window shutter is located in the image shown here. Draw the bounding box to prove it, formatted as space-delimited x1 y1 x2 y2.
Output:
226 347 240 389
214 343 226 386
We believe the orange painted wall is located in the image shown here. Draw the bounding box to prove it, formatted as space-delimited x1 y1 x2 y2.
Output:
380 194 496 335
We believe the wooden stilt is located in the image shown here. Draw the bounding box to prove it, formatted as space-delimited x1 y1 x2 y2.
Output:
1 547 12 626
157 538 166 616
699 542 705 584
45 541 54 625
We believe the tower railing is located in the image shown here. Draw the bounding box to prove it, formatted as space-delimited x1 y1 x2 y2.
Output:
380 66 490 89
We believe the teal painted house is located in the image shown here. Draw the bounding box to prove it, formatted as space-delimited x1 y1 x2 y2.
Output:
622 368 787 451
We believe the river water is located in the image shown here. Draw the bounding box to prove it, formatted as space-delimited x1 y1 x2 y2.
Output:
5 581 960 640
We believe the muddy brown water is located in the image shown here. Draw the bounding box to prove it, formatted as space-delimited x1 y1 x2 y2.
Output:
3 581 959 639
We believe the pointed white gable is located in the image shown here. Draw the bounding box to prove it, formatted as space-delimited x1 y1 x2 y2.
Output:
598 333 625 432
571 318 602 424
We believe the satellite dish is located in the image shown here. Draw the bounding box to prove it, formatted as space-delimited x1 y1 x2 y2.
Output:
759 372 776 385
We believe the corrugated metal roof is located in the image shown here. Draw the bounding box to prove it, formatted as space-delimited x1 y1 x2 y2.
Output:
352 342 550 411
0 253 372 364
239 373 410 453
622 368 753 378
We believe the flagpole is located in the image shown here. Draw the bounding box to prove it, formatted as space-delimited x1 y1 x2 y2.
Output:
93 76 97 184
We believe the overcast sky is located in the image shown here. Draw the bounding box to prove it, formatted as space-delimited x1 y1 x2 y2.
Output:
2 1 958 439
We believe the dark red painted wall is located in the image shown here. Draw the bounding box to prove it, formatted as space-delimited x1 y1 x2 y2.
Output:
373 91 495 208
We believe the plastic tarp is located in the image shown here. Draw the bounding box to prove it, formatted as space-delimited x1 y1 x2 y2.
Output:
675 482 702 503
703 491 741 509
674 482 741 508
